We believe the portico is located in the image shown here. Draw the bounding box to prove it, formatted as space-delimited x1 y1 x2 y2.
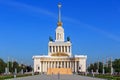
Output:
33 55 87 73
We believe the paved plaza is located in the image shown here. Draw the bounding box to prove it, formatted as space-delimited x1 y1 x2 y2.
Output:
12 74 106 80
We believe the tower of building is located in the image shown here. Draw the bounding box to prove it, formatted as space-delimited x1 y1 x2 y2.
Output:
48 3 72 57
55 3 64 42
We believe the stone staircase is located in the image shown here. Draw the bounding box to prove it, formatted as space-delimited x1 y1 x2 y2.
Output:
47 68 72 75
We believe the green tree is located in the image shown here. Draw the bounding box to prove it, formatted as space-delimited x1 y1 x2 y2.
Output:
7 61 22 73
113 59 120 72
98 62 103 73
87 64 94 72
0 58 6 74
26 65 32 72
87 62 103 73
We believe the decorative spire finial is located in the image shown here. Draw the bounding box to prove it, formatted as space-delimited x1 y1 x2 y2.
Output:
57 3 62 27
58 3 61 22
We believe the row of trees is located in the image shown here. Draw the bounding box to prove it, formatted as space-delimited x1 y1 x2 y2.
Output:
0 58 32 74
87 59 120 74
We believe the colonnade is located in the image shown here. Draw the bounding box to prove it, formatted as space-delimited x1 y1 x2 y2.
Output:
37 60 80 73
49 46 71 53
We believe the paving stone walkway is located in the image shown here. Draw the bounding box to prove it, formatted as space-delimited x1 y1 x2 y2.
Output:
12 74 106 80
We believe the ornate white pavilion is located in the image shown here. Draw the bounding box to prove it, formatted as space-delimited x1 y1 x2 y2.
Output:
33 3 87 74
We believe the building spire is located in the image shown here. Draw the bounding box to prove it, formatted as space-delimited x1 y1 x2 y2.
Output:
57 3 62 27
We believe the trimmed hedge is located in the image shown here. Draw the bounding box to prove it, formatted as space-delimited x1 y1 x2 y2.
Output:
86 74 120 80
0 74 34 79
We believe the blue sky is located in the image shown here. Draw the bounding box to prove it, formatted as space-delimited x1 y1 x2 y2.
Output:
0 0 120 65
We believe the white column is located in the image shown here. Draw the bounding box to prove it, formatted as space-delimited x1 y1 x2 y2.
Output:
76 61 78 72
40 61 41 72
51 61 52 68
64 46 65 53
50 62 52 68
45 61 47 72
43 61 44 72
60 61 62 68
58 46 59 52
56 61 58 68
49 62 50 68
61 46 62 52
41 62 43 73
55 46 56 53
70 61 71 69
55 62 57 68
53 61 55 68
61 61 63 68
52 62 53 68
69 61 70 68
72 61 74 72
54 62 55 68
46 61 48 72
47 61 49 68
59 46 61 52
52 61 53 68
67 61 68 68
67 46 69 53
44 62 46 72
75 61 77 73
64 61 66 68
53 46 54 53
58 61 59 68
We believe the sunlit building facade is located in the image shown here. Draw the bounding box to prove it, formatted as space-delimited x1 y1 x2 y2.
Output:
33 3 87 74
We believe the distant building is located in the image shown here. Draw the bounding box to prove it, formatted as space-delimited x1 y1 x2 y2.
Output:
33 3 87 74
